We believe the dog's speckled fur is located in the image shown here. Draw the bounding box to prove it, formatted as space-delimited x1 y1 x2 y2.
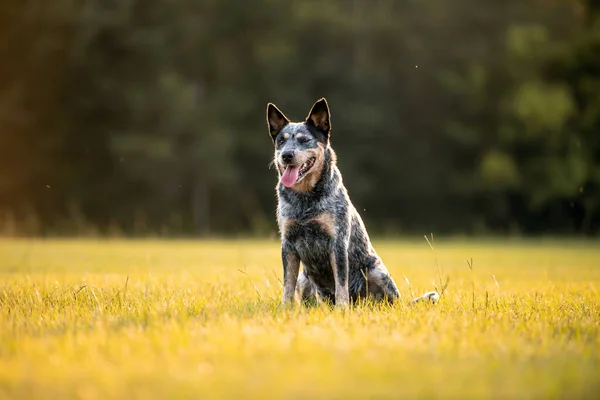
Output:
266 98 401 307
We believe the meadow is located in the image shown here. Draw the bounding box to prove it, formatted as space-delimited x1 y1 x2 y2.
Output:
0 238 598 399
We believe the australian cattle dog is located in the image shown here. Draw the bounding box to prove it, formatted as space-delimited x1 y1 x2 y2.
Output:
266 98 403 307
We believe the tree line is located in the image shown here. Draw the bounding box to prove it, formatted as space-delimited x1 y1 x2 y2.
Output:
1 0 598 236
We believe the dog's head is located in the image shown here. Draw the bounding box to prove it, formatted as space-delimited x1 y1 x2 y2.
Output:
266 98 331 191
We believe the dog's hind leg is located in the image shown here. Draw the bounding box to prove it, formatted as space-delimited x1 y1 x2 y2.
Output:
365 267 401 304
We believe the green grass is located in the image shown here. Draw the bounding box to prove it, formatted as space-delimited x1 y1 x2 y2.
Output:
0 238 599 399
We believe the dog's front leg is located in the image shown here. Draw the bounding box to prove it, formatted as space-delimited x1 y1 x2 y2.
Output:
331 243 350 307
282 241 300 305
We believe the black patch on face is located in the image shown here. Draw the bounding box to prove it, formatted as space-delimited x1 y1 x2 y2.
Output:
304 123 328 145
275 128 319 152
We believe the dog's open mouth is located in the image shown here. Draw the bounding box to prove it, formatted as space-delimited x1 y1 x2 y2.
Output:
281 157 316 188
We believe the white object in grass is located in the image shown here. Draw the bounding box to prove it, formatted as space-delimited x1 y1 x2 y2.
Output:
409 291 440 305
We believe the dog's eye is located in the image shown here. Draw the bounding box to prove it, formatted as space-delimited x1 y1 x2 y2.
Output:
298 136 310 144
277 137 285 146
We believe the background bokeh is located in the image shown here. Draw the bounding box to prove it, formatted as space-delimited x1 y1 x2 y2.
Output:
1 0 599 237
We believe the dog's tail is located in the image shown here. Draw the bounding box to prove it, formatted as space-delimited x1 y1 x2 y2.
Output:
409 291 440 305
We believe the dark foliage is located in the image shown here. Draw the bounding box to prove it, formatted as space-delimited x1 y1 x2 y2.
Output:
0 0 598 236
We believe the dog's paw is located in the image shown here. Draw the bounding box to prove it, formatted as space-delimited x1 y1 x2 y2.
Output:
280 300 296 310
334 295 350 309
334 298 350 310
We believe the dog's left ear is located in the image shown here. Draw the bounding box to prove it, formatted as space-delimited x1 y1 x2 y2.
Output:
306 98 331 139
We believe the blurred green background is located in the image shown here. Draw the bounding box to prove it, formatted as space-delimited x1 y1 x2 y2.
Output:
1 0 599 237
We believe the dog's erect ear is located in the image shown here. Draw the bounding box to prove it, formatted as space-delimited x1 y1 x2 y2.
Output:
306 98 331 139
266 103 290 140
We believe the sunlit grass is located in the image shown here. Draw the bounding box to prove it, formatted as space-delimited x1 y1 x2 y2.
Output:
0 238 598 399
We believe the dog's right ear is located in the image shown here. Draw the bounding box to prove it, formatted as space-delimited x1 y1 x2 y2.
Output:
306 98 331 141
266 103 290 141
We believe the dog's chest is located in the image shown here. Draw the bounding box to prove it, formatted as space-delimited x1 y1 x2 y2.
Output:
279 209 335 286
288 223 335 292
281 215 333 252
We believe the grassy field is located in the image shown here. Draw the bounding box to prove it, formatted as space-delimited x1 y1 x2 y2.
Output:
0 238 598 399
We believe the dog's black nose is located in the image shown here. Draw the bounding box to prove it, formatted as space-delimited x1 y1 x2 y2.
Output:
281 151 294 164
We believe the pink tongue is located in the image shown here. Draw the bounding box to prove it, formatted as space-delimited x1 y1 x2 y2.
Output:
281 166 300 187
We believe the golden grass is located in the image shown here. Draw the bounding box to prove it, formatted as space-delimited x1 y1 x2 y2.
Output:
0 238 599 399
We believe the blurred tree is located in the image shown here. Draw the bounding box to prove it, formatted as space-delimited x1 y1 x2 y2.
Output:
0 0 80 233
0 0 597 236
540 0 600 233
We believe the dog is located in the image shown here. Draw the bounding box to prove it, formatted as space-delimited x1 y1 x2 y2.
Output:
266 98 402 307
